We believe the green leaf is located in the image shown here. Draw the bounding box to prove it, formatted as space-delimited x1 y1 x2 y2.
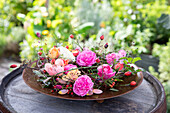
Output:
33 25 45 34
119 57 128 60
74 22 94 33
127 58 133 63
132 57 142 64
110 88 119 92
158 14 170 30
136 69 142 72
123 60 127 65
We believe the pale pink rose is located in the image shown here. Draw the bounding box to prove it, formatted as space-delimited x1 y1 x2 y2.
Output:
106 53 117 65
55 59 64 67
45 63 64 76
55 66 64 76
64 64 77 74
73 75 94 97
76 50 96 67
97 64 116 80
118 50 126 64
118 50 126 57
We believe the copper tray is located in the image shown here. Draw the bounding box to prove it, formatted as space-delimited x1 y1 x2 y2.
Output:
22 67 143 101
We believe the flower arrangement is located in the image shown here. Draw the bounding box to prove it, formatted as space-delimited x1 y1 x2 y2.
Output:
31 34 142 97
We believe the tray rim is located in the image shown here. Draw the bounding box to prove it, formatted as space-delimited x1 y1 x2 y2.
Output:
22 66 144 101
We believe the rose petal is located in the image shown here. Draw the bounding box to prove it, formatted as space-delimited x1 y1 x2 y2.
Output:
58 89 68 95
57 78 67 84
93 89 103 94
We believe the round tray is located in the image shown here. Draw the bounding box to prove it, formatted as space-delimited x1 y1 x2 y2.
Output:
22 67 143 101
0 66 167 113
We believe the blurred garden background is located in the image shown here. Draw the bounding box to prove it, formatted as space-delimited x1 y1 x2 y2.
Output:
0 0 170 111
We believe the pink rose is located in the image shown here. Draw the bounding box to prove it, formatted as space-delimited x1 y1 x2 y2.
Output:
73 75 94 97
45 63 64 76
76 50 96 67
64 64 77 74
55 85 62 89
106 53 117 65
97 64 116 80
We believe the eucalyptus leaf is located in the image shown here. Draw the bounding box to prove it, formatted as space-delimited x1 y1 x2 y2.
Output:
110 88 119 92
33 70 45 77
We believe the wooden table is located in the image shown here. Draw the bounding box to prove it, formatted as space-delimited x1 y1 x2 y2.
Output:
0 66 167 113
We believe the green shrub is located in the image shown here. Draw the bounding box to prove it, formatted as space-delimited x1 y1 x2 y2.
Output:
149 39 170 112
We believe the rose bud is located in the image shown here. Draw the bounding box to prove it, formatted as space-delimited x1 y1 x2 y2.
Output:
51 59 55 64
72 49 79 57
100 35 104 40
96 58 100 63
130 81 136 86
104 43 108 48
48 47 59 59
10 64 17 68
114 63 124 71
38 52 42 56
70 34 74 39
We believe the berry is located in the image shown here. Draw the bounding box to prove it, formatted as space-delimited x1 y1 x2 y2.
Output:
43 70 46 73
71 92 73 95
125 71 132 76
95 58 100 63
109 84 113 88
40 57 45 60
51 90 54 93
112 82 115 86
10 64 17 68
53 86 57 89
66 85 69 88
130 81 136 86
100 35 104 40
70 34 74 39
104 43 108 48
72 50 79 56
38 52 42 56
66 45 69 49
